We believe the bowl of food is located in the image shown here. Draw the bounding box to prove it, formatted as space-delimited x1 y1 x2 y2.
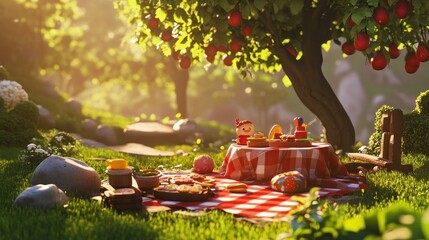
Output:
133 169 162 190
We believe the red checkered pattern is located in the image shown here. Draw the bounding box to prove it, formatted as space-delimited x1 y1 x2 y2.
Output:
141 143 365 218
142 175 366 218
219 142 349 181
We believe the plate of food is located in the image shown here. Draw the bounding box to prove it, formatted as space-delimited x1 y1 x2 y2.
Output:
153 184 214 202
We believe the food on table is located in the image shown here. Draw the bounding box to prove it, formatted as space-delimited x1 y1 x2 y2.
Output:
193 155 215 174
293 117 308 139
270 171 307 193
268 124 283 139
235 118 255 145
247 132 269 147
189 173 206 181
156 183 204 194
280 134 296 142
169 176 194 185
226 183 247 193
134 169 161 177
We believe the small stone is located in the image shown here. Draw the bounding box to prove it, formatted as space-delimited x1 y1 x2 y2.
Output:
82 118 98 135
66 99 82 114
14 184 68 208
95 125 117 146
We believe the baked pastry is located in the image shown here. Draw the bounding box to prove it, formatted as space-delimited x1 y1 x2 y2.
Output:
226 183 247 193
280 134 296 142
247 132 269 147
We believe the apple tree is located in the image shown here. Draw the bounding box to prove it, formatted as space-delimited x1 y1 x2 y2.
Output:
117 0 429 151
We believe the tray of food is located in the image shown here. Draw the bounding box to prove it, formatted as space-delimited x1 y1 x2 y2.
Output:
153 184 214 202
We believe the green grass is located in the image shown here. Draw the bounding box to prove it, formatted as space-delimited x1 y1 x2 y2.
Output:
1 144 429 239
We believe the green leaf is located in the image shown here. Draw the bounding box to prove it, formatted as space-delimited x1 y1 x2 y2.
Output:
155 8 167 22
343 216 366 232
368 0 379 7
253 0 266 11
218 0 237 12
282 74 292 88
289 0 304 16
174 8 188 23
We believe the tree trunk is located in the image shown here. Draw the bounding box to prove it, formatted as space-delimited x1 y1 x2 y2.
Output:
173 69 189 118
165 57 190 118
265 0 356 151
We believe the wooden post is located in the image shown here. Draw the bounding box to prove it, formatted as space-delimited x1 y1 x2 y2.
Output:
389 109 403 169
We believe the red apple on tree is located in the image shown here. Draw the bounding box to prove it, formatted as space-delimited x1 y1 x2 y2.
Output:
160 30 172 42
374 6 389 26
230 38 241 52
354 32 370 51
206 54 215 63
147 17 159 31
405 51 420 73
223 55 233 66
205 44 217 57
416 42 429 62
388 43 401 59
371 51 387 70
179 56 191 69
242 25 252 36
395 0 411 19
342 41 355 55
228 10 242 27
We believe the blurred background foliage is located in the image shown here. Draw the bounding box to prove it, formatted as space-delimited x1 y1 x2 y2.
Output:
0 0 427 144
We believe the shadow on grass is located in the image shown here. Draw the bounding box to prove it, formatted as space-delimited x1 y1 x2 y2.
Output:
410 161 429 181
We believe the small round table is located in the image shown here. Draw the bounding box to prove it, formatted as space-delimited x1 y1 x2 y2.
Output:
219 142 349 181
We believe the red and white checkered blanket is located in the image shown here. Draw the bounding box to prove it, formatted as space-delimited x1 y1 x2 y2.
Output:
142 174 366 218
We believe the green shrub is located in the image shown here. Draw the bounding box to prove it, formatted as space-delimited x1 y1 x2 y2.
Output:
403 113 429 155
367 105 394 155
0 65 10 79
0 100 40 147
415 90 429 115
367 91 429 156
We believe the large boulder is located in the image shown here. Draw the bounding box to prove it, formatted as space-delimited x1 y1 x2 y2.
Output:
31 155 101 197
14 184 68 208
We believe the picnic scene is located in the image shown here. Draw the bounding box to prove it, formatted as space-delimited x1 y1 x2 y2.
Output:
2 0 429 239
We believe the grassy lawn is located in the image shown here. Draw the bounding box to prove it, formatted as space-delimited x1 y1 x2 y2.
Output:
1 143 429 239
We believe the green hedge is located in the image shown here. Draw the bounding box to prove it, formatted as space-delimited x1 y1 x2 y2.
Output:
368 90 429 156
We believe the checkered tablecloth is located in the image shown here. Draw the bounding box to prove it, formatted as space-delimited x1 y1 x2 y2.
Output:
142 175 366 218
219 142 349 181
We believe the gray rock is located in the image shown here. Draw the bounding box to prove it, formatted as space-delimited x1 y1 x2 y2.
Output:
95 125 117 146
15 184 68 208
172 118 198 133
82 118 98 135
37 105 55 129
66 99 82 114
31 155 101 197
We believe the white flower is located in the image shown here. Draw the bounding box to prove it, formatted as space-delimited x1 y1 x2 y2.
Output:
0 80 28 111
35 148 48 154
27 143 36 150
55 136 63 142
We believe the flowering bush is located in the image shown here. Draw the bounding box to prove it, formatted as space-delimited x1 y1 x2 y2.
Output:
0 80 29 111
20 132 78 163
20 143 52 163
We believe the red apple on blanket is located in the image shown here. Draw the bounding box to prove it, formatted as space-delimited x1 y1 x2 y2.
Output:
193 155 215 174
271 171 307 193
